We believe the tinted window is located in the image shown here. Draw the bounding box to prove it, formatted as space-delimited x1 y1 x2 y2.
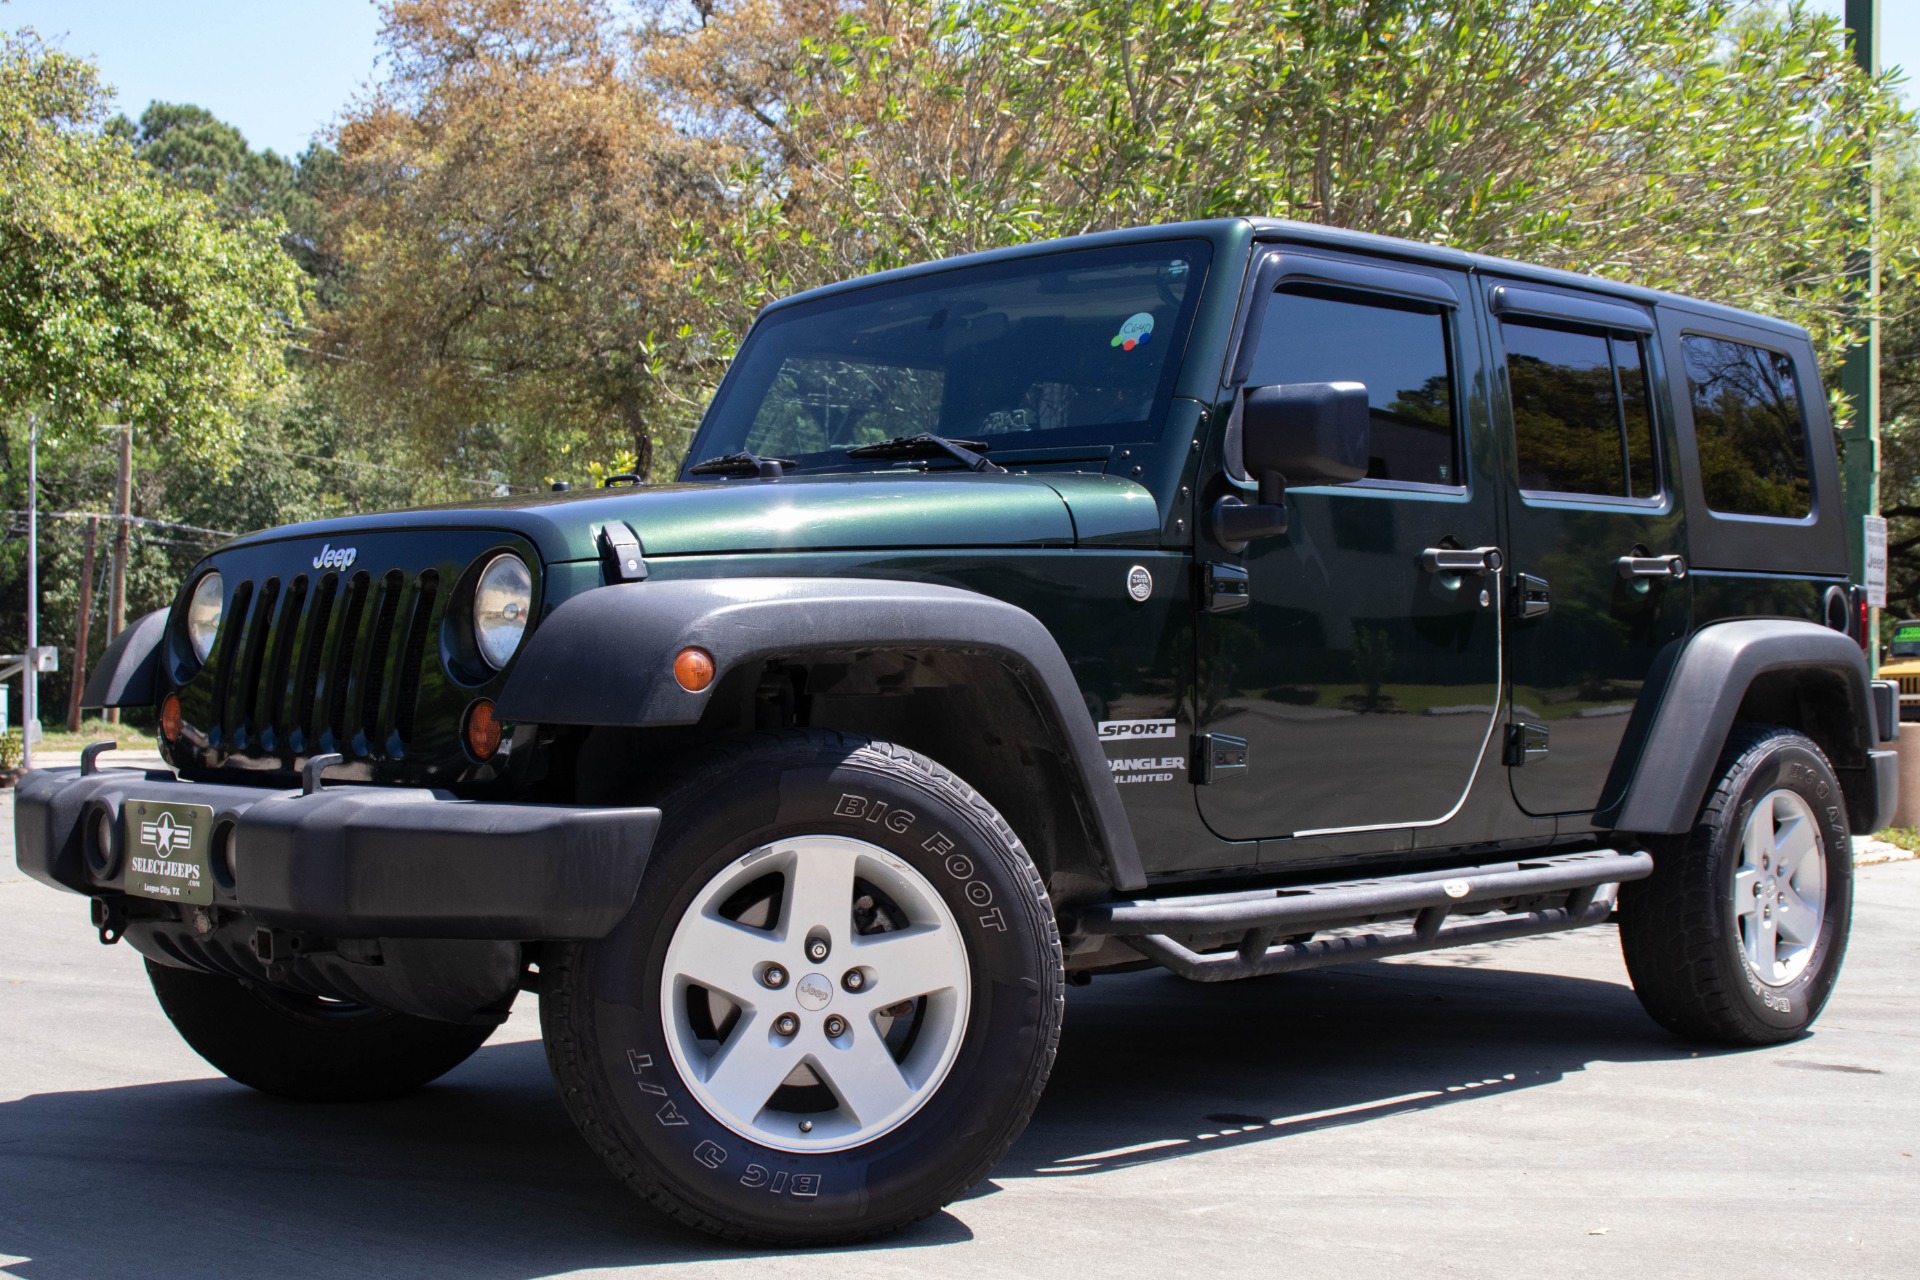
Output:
1891 621 1920 659
1682 335 1811 518
1504 322 1659 498
697 241 1210 466
1247 286 1457 486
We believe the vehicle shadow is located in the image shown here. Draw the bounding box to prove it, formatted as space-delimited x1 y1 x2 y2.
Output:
0 944 1705 1278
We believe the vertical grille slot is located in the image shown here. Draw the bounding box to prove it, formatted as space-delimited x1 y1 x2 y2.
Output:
262 575 308 739
392 571 439 748
327 571 371 743
238 578 280 735
359 570 406 742
210 579 254 738
296 572 339 740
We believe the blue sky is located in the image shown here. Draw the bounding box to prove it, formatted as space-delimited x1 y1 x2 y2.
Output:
6 1 1917 160
5 0 383 157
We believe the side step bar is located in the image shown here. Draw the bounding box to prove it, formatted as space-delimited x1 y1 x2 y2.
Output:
1069 848 1653 983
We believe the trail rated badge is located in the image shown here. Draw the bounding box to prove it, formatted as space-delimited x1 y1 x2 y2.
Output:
1111 312 1155 352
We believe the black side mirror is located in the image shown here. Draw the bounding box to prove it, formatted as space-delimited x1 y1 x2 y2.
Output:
1212 381 1371 551
1242 381 1370 496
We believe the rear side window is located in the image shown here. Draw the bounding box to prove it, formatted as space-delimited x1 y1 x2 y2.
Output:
1682 335 1811 518
1502 321 1659 499
1247 286 1457 486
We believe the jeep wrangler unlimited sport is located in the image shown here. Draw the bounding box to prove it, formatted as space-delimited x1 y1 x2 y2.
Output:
17 219 1900 1244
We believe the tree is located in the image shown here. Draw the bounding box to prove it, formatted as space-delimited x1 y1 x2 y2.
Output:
0 31 305 465
315 0 724 481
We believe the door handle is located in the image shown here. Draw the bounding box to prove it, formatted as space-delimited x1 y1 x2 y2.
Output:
1421 546 1505 575
1615 553 1687 581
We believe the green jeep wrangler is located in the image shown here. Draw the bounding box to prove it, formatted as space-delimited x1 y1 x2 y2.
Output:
17 219 1899 1244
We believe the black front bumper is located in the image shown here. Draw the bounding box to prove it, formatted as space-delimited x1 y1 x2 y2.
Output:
15 765 659 940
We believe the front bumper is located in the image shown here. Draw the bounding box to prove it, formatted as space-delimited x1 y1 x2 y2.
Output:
15 765 659 940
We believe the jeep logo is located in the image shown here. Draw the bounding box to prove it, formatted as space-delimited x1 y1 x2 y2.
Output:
312 543 358 571
795 973 833 1011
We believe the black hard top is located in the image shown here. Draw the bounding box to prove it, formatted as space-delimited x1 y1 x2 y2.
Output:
770 216 1810 343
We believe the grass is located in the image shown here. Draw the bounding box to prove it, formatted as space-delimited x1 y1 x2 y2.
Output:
1875 825 1920 852
25 717 155 754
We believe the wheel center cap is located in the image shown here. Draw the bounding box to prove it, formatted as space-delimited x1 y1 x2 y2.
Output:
796 973 833 1011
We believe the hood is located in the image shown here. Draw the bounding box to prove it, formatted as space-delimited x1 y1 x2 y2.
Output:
219 471 1164 564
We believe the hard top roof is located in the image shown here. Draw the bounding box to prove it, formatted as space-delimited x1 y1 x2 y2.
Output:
769 217 1809 342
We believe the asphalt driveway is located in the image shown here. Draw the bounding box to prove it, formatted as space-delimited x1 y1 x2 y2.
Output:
2 785 1914 1278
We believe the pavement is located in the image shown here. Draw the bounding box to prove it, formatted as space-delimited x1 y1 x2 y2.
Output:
1 786 1916 1279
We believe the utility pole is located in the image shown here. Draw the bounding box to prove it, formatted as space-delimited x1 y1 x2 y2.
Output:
22 414 36 771
65 517 98 733
1842 0 1882 664
106 423 132 725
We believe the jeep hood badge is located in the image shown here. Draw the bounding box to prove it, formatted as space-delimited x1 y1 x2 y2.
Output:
313 543 358 571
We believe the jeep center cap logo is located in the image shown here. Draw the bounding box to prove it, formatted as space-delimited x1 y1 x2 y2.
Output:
312 543 358 571
796 973 833 1011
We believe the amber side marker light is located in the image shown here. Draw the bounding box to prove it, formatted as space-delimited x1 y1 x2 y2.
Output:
160 694 184 743
464 698 503 760
674 647 715 692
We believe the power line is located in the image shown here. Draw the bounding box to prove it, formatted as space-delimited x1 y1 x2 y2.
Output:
0 510 239 538
230 438 538 494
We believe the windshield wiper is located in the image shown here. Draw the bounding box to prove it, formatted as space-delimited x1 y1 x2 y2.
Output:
844 433 1007 474
687 451 798 480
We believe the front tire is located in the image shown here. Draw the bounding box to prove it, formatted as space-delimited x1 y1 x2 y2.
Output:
541 731 1064 1245
1619 724 1853 1045
147 961 498 1101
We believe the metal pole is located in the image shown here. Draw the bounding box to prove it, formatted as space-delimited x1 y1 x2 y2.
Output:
23 413 36 771
107 423 132 725
1842 0 1882 663
66 516 98 733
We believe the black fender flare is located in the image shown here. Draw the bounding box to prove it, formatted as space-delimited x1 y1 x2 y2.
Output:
496 577 1146 892
81 608 168 709
1609 618 1880 835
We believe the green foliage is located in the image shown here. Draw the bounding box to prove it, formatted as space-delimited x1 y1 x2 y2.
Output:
0 32 306 467
0 728 19 771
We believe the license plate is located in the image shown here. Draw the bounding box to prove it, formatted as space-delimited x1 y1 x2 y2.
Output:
122 801 215 905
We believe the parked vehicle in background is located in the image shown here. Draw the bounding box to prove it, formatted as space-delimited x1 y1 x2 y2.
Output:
17 218 1898 1244
1878 618 1920 720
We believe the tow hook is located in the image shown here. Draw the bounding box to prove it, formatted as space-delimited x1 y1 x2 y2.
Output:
91 898 127 946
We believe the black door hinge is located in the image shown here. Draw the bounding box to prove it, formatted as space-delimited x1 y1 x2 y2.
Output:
1192 733 1249 783
1505 722 1549 766
1510 573 1550 620
1202 562 1251 613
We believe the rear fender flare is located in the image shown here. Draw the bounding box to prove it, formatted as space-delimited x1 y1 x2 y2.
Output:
496 577 1146 892
1609 619 1875 835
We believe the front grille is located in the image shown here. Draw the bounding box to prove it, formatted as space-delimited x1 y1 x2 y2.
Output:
1901 675 1920 697
206 564 444 759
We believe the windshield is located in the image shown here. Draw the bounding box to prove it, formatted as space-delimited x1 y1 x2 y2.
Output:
1891 621 1920 658
686 240 1212 472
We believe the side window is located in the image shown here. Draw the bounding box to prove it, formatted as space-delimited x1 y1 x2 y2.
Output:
1247 285 1458 486
1502 320 1659 499
1681 335 1811 518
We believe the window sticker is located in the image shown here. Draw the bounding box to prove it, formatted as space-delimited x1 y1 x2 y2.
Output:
1111 312 1155 351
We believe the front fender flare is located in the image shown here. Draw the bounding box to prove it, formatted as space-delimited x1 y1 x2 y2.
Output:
496 577 1145 892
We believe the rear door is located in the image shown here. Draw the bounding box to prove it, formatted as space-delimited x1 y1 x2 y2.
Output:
1486 283 1689 816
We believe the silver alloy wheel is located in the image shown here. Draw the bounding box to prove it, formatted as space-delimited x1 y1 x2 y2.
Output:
660 834 971 1154
1733 789 1827 987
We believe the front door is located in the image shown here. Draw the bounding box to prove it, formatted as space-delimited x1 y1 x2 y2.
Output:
1487 284 1688 816
1195 259 1503 843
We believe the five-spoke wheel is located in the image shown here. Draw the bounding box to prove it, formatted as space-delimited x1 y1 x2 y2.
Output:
1731 789 1827 987
661 834 971 1152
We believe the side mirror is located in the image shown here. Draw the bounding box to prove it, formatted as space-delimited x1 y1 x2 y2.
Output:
1213 381 1370 551
1241 381 1370 496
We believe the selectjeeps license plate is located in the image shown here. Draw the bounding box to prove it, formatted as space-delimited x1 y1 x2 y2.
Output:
122 800 216 905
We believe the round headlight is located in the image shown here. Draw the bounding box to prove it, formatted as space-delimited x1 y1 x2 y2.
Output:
474 553 533 669
186 572 224 663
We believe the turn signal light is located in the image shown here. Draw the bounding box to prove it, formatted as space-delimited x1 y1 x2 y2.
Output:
160 694 183 743
674 647 715 692
464 698 503 760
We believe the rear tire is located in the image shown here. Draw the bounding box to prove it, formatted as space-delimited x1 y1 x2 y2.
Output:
147 960 498 1102
541 730 1063 1245
1618 725 1853 1045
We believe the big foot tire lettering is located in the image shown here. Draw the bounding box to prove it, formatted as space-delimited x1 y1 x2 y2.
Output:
540 731 1064 1245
